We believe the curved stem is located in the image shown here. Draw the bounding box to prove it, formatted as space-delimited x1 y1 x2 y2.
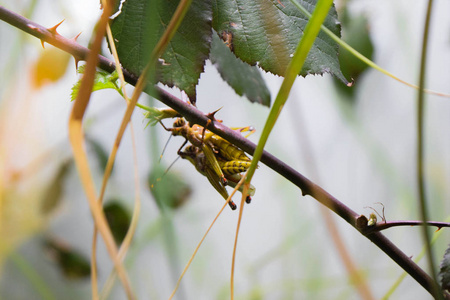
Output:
416 1 442 299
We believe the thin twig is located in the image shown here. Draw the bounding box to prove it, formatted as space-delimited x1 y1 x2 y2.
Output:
0 6 446 298
168 170 247 300
363 220 450 234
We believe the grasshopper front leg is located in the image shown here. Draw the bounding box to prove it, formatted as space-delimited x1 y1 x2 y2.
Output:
201 143 228 186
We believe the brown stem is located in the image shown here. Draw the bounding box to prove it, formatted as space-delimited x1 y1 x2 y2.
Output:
0 6 447 298
364 220 450 234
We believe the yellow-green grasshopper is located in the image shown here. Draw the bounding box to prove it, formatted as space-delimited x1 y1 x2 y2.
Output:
179 144 255 209
159 115 256 208
147 107 253 164
160 117 254 187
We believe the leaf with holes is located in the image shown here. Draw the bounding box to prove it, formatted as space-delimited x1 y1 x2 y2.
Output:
210 32 271 106
110 0 212 102
212 0 347 83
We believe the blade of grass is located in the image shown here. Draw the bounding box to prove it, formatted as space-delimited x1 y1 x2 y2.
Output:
10 252 56 300
168 171 247 300
245 0 334 184
68 1 134 299
230 184 249 300
240 0 336 298
96 46 141 296
95 0 193 296
99 125 141 300
91 11 134 296
100 0 194 191
416 1 442 299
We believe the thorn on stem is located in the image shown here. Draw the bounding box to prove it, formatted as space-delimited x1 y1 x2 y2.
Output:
47 19 65 35
74 58 81 70
40 20 65 48
206 107 223 123
72 32 82 42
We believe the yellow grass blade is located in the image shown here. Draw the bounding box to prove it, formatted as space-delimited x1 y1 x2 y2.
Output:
99 125 141 300
230 182 249 300
168 171 248 300
68 1 134 299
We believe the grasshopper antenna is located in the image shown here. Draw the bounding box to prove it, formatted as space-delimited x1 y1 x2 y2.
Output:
159 134 173 163
149 155 181 190
164 155 181 176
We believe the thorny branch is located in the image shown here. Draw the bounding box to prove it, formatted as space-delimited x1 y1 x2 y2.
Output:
363 220 450 235
0 6 447 298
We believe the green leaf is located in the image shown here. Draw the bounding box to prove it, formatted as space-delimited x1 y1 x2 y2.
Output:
439 244 450 292
104 200 131 245
210 32 271 106
110 0 213 102
148 164 192 210
212 0 347 83
44 238 91 279
71 65 122 101
40 160 72 214
336 8 374 89
86 136 110 173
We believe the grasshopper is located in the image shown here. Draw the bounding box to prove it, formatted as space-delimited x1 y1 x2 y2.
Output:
160 117 253 186
179 144 255 209
160 116 256 209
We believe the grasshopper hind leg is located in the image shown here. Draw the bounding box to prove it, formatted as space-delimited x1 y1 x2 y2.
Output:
228 200 237 210
226 174 255 205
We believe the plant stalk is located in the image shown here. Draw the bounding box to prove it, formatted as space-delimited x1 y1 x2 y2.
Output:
416 0 443 299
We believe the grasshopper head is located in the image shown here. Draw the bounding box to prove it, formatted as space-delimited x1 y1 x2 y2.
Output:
173 118 186 128
184 144 199 155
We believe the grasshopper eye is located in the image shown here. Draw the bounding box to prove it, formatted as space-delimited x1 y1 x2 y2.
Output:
185 145 197 154
173 118 186 127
